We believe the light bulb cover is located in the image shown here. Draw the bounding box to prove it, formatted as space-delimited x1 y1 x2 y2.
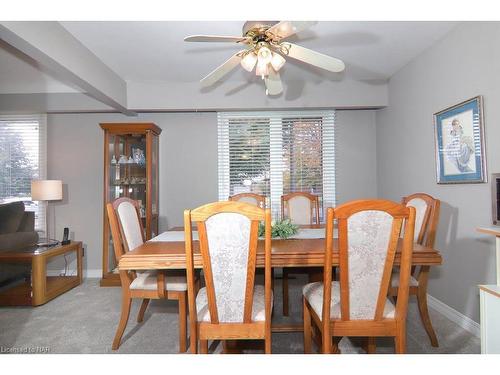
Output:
257 46 272 65
240 52 257 72
255 62 269 77
270 52 286 71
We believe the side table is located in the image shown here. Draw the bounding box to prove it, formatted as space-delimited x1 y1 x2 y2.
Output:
0 241 83 306
476 227 500 353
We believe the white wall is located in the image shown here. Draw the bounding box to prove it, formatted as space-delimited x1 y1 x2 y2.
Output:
47 110 377 275
376 22 500 322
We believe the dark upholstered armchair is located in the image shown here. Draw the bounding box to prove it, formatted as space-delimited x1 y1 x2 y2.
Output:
0 201 39 285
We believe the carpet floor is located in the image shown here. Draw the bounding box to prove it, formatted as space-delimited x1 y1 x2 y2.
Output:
0 277 480 354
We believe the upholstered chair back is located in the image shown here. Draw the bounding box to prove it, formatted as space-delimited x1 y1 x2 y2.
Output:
184 201 272 324
205 212 251 322
346 210 394 319
229 193 266 209
281 192 320 225
113 198 145 253
402 193 440 247
322 200 415 322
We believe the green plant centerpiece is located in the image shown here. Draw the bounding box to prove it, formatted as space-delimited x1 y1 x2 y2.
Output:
258 219 299 239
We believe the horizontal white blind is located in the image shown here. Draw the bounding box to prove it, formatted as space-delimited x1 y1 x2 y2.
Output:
0 114 47 232
218 110 335 219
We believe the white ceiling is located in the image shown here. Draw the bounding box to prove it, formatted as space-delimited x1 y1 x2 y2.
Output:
60 21 457 84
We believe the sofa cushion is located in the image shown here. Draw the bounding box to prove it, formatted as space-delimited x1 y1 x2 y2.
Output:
18 211 35 232
0 232 39 251
0 202 25 234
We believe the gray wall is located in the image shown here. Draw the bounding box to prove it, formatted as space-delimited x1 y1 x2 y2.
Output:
47 109 376 275
376 22 500 322
336 110 378 203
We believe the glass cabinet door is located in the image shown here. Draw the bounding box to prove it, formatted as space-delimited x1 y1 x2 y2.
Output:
107 133 148 273
150 134 159 238
108 133 148 218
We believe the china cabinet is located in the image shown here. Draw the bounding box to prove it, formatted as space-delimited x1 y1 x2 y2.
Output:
100 123 161 286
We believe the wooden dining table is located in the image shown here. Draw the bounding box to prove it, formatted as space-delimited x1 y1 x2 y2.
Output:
118 227 443 334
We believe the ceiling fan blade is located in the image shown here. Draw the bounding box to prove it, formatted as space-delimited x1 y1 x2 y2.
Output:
264 68 283 96
184 35 249 43
266 21 317 41
200 51 244 87
284 43 345 73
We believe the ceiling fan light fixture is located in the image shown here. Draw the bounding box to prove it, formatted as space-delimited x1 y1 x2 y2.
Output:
240 52 257 72
186 21 345 96
255 61 269 78
270 52 286 71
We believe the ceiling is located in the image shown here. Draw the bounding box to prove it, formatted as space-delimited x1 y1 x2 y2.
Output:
60 21 458 84
0 21 459 112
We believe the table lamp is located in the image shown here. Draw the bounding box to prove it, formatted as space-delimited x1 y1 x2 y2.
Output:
31 180 63 246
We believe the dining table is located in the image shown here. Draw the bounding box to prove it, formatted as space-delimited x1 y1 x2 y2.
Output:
119 226 443 335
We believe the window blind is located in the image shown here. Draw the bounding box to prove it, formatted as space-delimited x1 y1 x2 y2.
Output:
218 110 335 219
0 114 47 232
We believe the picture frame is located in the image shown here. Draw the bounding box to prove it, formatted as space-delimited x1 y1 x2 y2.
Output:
434 96 487 184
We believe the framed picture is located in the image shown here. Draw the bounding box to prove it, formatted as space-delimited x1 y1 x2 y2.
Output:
434 96 487 184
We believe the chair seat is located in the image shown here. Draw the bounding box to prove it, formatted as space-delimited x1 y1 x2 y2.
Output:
130 270 187 291
195 285 272 322
390 271 418 287
303 281 395 320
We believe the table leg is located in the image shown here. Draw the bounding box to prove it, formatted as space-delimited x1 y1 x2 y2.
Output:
77 243 83 284
31 256 46 306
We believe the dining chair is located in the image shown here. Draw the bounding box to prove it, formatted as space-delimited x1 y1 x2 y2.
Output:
302 200 416 354
388 192 441 347
281 192 321 316
184 201 273 354
106 197 189 352
281 192 320 225
229 192 266 208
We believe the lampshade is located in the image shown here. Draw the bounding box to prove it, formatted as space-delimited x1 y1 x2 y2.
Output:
271 52 286 71
240 52 257 72
31 180 63 201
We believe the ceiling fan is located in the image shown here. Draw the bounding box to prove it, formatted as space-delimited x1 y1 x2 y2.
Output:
184 21 345 96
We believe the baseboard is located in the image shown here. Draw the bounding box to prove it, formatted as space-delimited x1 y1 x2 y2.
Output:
427 294 480 338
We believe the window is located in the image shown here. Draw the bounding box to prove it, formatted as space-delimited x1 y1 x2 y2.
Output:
0 115 47 232
218 111 335 219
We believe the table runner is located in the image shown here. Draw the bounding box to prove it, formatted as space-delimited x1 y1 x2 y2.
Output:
149 228 329 242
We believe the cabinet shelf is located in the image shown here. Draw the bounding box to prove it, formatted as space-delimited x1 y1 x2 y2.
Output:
111 163 146 168
111 182 147 186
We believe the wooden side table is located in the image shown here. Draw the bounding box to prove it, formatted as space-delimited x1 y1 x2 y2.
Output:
0 241 83 306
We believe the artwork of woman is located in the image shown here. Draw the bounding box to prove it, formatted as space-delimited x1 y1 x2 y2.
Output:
444 118 475 173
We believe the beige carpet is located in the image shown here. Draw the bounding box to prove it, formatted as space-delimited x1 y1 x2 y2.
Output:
0 277 480 354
